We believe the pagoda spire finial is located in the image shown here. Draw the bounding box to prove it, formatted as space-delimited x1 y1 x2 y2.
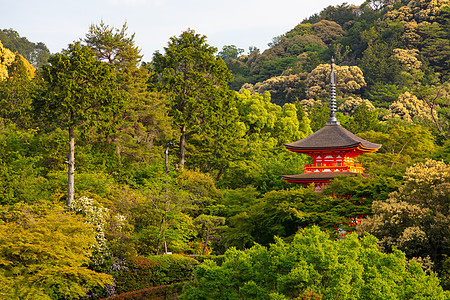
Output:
326 57 340 125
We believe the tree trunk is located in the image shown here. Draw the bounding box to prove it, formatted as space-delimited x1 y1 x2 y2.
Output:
179 125 186 169
202 226 210 255
156 214 166 255
115 138 122 165
67 126 75 206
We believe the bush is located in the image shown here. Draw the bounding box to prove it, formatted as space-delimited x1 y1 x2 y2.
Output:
114 254 198 295
190 255 226 266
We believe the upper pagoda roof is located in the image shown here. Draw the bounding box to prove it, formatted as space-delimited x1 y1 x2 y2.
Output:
285 124 381 152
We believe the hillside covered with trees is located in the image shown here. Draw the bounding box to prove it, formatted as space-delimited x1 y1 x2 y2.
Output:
0 0 449 299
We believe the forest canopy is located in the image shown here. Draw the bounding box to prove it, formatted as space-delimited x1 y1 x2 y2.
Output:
0 0 449 298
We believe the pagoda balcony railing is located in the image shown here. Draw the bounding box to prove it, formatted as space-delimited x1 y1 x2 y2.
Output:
304 163 364 174
304 163 363 168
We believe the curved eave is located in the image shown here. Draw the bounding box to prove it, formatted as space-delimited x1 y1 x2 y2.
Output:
285 143 380 153
284 124 382 152
281 172 370 183
285 179 330 184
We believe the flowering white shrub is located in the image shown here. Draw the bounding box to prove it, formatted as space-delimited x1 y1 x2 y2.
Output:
69 196 112 268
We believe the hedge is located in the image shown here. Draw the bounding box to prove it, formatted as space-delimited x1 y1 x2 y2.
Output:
103 282 184 300
113 254 198 295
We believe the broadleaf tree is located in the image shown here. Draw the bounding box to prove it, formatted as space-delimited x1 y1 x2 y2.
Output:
152 29 233 169
33 42 127 205
0 201 112 299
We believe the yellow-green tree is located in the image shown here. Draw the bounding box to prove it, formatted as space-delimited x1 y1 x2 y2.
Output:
0 201 112 299
219 90 311 190
246 73 307 106
0 41 15 81
388 91 432 122
338 96 376 115
311 19 345 43
305 63 366 99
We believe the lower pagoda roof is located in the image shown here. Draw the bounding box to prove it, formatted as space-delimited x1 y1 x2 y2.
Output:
285 124 381 152
281 172 371 183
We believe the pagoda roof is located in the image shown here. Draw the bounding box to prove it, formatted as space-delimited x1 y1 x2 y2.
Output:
285 124 381 152
281 172 371 182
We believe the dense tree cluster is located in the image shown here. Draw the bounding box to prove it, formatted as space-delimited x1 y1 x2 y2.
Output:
0 0 449 297
182 227 448 299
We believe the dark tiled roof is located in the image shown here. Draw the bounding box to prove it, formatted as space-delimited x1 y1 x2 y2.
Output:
281 172 370 182
285 124 381 151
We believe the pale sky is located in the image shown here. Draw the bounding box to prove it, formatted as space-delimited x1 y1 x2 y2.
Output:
3 0 364 62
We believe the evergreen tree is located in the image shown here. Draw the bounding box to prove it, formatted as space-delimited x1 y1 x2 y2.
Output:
152 29 233 169
33 42 127 205
84 22 173 166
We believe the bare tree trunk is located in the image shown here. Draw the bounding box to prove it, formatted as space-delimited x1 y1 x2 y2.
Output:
156 215 165 255
67 126 75 206
179 125 186 169
202 226 210 255
115 138 122 165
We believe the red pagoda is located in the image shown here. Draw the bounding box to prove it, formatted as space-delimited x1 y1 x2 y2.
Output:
282 59 381 192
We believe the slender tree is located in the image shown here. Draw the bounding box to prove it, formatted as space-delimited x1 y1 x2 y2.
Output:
33 42 127 205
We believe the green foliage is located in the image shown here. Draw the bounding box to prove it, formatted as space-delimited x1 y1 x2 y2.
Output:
359 123 436 163
133 172 214 256
33 41 128 204
114 254 197 295
418 9 450 79
366 82 405 106
217 90 311 191
2 6 450 295
433 139 450 163
194 214 226 255
339 103 384 134
309 104 329 132
219 187 261 218
218 45 244 63
0 125 57 205
181 226 449 299
34 42 127 134
0 201 112 299
186 93 242 176
257 56 298 81
223 186 374 249
325 174 401 204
